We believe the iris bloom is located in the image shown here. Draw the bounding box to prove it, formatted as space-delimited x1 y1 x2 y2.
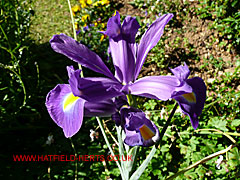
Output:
119 106 159 147
45 66 117 137
50 12 192 104
170 63 206 129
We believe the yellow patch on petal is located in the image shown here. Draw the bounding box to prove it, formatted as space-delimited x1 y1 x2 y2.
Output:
182 92 196 103
139 124 155 141
63 93 80 111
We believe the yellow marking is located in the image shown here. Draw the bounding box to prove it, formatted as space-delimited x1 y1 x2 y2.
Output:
63 93 79 111
182 92 196 103
139 124 155 141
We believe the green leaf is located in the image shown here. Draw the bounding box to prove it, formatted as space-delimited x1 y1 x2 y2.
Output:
231 119 240 127
208 117 228 131
130 146 157 180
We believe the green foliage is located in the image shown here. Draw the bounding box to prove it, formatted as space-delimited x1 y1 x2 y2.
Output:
0 0 36 122
196 0 240 46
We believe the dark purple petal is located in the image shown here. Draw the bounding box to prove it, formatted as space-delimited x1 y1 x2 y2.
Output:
121 16 140 43
103 12 140 43
103 11 122 41
129 76 192 101
134 14 173 79
121 107 159 147
112 112 121 126
109 39 136 83
45 84 85 138
69 76 124 102
84 99 117 117
170 62 190 82
174 77 206 129
50 34 116 80
113 95 128 109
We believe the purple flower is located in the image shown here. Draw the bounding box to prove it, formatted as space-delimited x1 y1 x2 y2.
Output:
119 106 159 147
45 66 117 137
170 63 207 129
49 12 192 103
76 30 81 35
83 25 89 31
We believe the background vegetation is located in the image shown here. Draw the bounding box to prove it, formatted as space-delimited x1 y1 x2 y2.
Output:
0 0 239 179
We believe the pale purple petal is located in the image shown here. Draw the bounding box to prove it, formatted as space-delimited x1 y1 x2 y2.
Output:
134 14 173 79
170 62 190 82
50 34 115 80
129 76 192 100
109 39 135 83
45 84 85 138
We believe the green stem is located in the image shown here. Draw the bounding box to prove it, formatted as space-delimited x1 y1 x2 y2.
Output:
156 102 178 147
0 63 26 109
166 145 234 180
69 138 78 180
67 0 83 77
96 117 126 180
196 129 237 144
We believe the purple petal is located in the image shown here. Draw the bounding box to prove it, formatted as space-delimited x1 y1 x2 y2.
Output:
129 76 192 101
103 12 140 43
69 76 124 102
102 11 122 41
84 99 117 117
170 62 190 82
174 77 206 129
68 67 82 96
109 39 136 83
45 84 85 138
112 112 121 126
134 14 173 79
121 16 140 43
50 34 116 80
121 107 159 147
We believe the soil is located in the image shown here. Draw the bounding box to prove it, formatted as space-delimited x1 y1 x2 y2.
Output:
118 0 239 87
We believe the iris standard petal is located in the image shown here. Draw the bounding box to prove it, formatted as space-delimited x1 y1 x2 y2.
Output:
174 77 206 129
103 12 140 43
129 76 192 101
69 76 124 102
50 34 115 80
121 16 140 43
103 11 122 41
84 99 117 117
109 39 136 83
45 84 85 138
121 107 160 147
170 62 190 82
134 14 174 79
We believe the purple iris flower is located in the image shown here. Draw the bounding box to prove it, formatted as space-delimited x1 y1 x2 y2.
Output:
170 63 207 129
49 12 192 103
45 66 117 137
119 106 159 147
